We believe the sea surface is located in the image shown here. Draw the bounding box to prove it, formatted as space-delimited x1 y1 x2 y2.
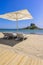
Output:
0 29 43 34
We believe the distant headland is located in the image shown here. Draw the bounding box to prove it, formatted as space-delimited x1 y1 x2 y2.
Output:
0 23 43 30
21 23 43 30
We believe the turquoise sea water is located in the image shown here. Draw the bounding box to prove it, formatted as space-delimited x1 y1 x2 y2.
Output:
0 29 43 34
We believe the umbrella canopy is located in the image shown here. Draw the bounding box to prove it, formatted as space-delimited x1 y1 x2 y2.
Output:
0 9 33 31
0 9 33 21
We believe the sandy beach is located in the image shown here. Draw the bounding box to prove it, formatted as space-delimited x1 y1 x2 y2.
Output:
0 33 43 65
13 34 43 59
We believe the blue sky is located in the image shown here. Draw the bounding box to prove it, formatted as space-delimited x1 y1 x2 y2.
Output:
0 0 43 29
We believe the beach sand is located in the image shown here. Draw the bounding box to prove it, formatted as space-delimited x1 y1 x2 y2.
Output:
13 34 43 59
0 45 43 65
0 33 43 65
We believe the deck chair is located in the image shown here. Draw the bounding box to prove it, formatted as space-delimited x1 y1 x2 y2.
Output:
3 33 17 39
15 33 26 41
0 32 4 38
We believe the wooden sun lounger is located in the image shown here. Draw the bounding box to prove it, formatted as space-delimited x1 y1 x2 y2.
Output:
3 33 17 39
15 33 27 41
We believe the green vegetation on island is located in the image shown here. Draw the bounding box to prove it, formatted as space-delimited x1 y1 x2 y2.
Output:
22 23 41 30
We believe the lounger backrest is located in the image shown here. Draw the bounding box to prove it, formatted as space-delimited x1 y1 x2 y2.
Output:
17 33 24 38
0 33 4 38
3 33 13 36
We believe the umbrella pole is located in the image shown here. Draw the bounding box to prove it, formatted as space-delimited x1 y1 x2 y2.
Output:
16 13 19 33
16 20 18 33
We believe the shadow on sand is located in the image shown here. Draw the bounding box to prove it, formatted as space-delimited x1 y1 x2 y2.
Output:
0 37 27 47
0 38 23 47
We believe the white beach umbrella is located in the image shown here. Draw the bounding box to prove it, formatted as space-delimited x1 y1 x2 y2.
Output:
0 9 33 32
